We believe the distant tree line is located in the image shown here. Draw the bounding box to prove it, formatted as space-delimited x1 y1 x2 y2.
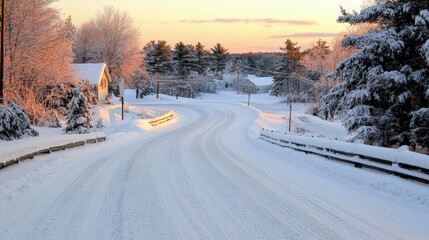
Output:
143 41 229 99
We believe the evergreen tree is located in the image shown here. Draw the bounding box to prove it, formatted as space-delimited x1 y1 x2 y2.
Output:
210 43 229 77
133 70 151 99
320 0 429 148
79 79 98 105
272 39 303 97
65 88 92 134
193 42 210 75
172 42 196 98
172 42 195 78
0 102 39 141
144 40 172 98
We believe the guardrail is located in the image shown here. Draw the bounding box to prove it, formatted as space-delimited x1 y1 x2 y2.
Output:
260 129 429 184
0 136 106 170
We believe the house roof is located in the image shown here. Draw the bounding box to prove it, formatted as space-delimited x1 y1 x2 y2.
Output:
72 63 110 85
247 74 273 86
240 79 256 87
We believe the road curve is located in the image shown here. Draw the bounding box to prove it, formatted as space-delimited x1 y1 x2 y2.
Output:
0 102 421 240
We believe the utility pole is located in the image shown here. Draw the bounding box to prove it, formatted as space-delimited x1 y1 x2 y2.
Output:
156 71 159 99
288 95 292 132
236 60 240 93
119 78 125 120
0 0 5 105
247 92 251 106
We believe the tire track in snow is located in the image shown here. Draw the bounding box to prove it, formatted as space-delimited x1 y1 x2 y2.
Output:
0 102 420 240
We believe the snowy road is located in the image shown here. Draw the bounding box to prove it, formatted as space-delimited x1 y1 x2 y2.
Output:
0 102 427 240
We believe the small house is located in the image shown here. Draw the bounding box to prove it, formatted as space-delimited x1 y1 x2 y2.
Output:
240 79 258 94
245 75 273 94
72 63 111 102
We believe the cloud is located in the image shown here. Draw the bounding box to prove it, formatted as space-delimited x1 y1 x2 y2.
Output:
269 32 339 38
178 18 318 26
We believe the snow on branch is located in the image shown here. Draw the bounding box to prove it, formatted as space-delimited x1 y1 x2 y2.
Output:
338 2 405 24
353 126 381 145
345 88 370 106
344 105 375 131
415 10 429 26
421 40 429 65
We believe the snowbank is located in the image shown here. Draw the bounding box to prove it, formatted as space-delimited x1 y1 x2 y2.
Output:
135 110 176 129
0 132 106 168
0 102 177 169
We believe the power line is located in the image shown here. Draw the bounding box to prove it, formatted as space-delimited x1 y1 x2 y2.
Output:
236 63 316 85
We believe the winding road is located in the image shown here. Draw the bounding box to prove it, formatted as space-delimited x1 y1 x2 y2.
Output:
0 102 425 240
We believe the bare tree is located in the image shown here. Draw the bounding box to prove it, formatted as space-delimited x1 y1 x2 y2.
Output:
4 0 75 124
73 22 98 63
74 6 144 93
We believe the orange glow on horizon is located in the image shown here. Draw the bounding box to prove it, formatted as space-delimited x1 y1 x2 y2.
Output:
54 0 364 53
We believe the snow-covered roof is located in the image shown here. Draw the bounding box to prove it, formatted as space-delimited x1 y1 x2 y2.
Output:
72 63 110 85
247 75 273 86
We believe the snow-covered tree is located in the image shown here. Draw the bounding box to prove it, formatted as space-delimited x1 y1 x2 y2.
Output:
73 7 143 93
410 108 429 150
272 39 303 97
133 70 151 99
144 40 172 98
193 42 210 75
171 42 197 98
65 88 92 134
172 42 196 78
321 0 429 148
73 22 98 64
302 39 332 114
4 0 75 124
210 43 229 77
144 40 173 74
0 102 39 141
303 39 331 77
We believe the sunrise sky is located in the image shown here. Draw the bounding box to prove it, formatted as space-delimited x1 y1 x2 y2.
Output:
53 0 365 53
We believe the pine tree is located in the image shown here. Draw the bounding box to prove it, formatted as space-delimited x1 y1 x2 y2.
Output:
321 0 429 148
272 39 303 97
65 88 92 134
172 42 196 98
210 43 229 77
172 42 195 78
193 42 210 75
144 40 172 98
144 40 173 74
0 102 39 141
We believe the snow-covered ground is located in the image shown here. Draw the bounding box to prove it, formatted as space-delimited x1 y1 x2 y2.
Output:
197 91 348 140
0 90 428 240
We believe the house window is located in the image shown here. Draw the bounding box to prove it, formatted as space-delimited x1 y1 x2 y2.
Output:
101 78 107 89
